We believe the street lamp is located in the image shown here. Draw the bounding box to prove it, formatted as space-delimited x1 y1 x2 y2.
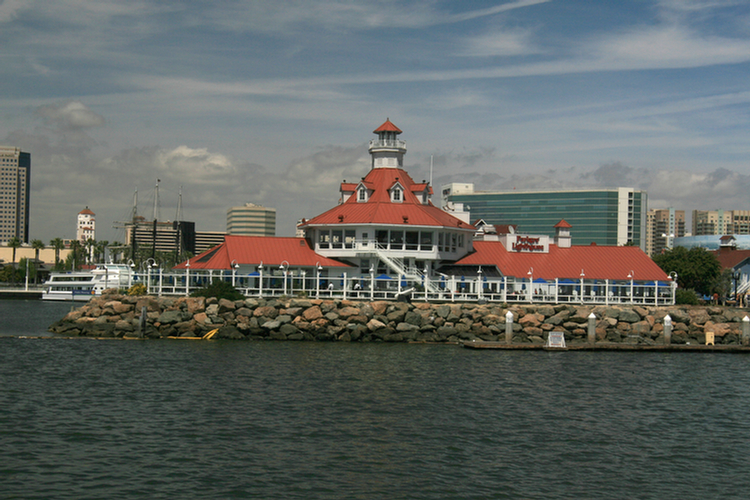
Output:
127 259 135 288
231 260 239 287
315 262 322 299
369 265 375 299
258 261 264 296
668 271 678 304
580 269 585 303
185 259 190 296
661 233 675 251
527 267 533 302
627 270 634 303
280 260 289 296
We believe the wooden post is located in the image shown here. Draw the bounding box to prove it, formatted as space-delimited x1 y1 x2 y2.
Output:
505 310 514 344
663 314 672 345
588 312 596 344
743 316 750 346
139 305 148 338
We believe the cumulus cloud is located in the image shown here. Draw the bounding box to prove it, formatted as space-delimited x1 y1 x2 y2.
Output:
35 101 105 131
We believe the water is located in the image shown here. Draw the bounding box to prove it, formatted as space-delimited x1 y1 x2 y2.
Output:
2 300 750 499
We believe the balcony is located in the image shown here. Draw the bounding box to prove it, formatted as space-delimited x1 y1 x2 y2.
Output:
369 139 406 150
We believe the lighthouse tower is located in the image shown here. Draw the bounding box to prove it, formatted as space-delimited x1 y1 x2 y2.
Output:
369 118 406 169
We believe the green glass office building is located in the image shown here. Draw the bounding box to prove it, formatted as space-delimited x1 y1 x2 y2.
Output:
442 185 646 249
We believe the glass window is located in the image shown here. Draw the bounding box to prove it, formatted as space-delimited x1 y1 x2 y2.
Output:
345 230 356 248
390 230 404 249
331 230 343 249
405 231 419 250
420 231 432 251
318 230 330 249
376 230 388 248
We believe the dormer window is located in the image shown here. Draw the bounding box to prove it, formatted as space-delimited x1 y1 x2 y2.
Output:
391 187 402 203
358 187 368 202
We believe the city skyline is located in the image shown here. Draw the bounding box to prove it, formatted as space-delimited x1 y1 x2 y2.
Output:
2 0 750 243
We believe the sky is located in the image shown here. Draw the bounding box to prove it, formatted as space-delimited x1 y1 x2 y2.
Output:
3 0 750 244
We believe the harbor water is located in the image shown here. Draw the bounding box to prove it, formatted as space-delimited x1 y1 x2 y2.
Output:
2 300 750 499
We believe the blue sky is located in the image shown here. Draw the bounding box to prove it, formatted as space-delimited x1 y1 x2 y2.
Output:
2 0 750 243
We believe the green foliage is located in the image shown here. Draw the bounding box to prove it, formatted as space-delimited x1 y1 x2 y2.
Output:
0 264 22 283
127 283 148 296
675 288 700 305
190 279 244 301
652 246 722 296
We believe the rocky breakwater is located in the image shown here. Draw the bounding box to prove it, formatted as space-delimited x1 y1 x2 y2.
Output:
48 291 750 344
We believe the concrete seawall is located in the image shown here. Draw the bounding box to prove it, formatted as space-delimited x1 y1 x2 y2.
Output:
47 291 750 346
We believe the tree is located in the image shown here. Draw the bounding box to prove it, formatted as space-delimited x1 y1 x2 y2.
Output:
50 238 65 270
653 246 722 296
6 237 21 285
31 239 45 284
69 240 82 271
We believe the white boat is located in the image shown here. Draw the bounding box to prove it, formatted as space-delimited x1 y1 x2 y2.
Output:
42 264 138 301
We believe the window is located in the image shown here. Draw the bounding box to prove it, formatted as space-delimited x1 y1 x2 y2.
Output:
406 231 419 250
331 230 343 249
318 230 330 249
345 230 356 249
391 186 403 203
358 187 367 202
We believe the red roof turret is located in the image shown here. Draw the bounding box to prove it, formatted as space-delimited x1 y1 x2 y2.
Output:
373 119 402 134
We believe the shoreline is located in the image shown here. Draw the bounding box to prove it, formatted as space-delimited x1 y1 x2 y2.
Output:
46 290 750 348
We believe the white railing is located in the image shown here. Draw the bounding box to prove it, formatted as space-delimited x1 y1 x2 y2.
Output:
141 270 676 305
369 139 406 149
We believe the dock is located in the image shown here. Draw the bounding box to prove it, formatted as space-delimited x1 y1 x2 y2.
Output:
462 340 750 352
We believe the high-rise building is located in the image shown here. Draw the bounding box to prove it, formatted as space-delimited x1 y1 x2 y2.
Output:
0 147 30 243
77 207 95 244
692 210 750 236
646 208 685 256
226 203 276 236
124 218 225 257
441 184 647 249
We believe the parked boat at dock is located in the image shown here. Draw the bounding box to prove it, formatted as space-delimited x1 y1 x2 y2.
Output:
42 264 138 301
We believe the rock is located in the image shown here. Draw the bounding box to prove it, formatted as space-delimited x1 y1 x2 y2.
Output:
618 309 640 323
303 306 323 321
157 310 187 325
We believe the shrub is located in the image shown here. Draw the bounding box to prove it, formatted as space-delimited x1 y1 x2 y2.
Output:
190 279 244 301
675 288 699 305
127 283 147 296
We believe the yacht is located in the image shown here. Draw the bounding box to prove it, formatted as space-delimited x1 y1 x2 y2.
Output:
42 264 138 301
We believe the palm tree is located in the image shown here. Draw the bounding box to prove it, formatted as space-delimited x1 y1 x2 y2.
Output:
95 240 109 263
70 240 81 271
31 239 45 284
85 238 95 265
7 236 21 285
50 238 64 269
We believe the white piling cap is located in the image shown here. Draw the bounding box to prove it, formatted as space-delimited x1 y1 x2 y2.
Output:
744 316 750 323
505 311 514 321
588 312 596 319
664 314 672 326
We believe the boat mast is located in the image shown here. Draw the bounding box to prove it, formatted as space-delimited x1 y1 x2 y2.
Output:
152 179 160 260
175 186 183 262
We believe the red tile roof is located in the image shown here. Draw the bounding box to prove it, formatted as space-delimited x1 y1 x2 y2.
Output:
173 235 353 270
373 119 402 134
79 208 95 215
712 249 750 269
554 219 572 228
456 241 668 281
302 167 473 230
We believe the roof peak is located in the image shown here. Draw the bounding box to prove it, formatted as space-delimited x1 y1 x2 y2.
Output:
374 118 402 134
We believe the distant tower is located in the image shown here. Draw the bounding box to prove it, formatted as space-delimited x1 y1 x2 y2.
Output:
369 118 406 170
226 203 276 236
77 207 96 244
0 147 30 243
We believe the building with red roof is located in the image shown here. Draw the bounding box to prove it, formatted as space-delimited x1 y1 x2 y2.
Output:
171 120 670 304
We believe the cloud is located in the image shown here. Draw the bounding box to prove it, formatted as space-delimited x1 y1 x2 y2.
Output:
459 28 542 57
35 101 105 131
